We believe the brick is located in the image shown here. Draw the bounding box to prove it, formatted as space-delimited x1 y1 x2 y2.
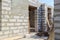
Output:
22 23 27 25
7 23 14 26
2 2 9 6
1 23 7 27
14 27 18 29
14 16 20 19
24 20 28 22
20 16 24 18
2 11 8 14
2 0 11 3
8 12 11 14
17 19 23 22
2 27 9 30
3 30 10 35
2 6 11 10
0 35 8 39
9 19 16 22
23 29 27 32
17 26 24 29
1 15 4 18
10 27 17 30
19 29 23 33
8 34 13 37
9 30 13 34
13 30 19 34
2 19 8 22
15 23 20 25
4 15 9 18
25 26 28 28
2 2 11 7
0 32 4 36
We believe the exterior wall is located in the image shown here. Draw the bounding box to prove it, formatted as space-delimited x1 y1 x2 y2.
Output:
29 0 40 32
55 0 60 40
37 4 46 32
37 4 54 32
0 0 28 40
0 0 54 40
0 0 2 31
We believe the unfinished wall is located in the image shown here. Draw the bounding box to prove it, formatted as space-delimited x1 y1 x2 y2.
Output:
0 0 28 39
55 0 60 40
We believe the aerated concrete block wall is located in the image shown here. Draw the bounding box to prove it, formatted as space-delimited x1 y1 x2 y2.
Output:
0 0 28 39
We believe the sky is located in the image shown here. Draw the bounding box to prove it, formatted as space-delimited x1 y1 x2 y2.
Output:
38 0 54 6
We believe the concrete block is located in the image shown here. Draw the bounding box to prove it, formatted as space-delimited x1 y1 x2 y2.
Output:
2 0 11 3
22 23 27 25
1 27 9 30
7 23 14 26
2 19 8 22
3 15 9 18
2 6 11 10
14 16 20 19
17 19 23 22
15 23 20 26
0 32 4 36
24 20 28 22
9 19 16 22
3 30 10 35
2 11 8 14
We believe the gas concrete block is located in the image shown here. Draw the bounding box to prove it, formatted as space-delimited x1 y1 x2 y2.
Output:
0 0 28 39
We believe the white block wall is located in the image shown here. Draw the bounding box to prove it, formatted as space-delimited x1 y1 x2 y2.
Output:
0 0 29 39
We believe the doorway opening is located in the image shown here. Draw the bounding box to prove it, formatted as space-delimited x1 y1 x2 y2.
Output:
29 6 37 33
